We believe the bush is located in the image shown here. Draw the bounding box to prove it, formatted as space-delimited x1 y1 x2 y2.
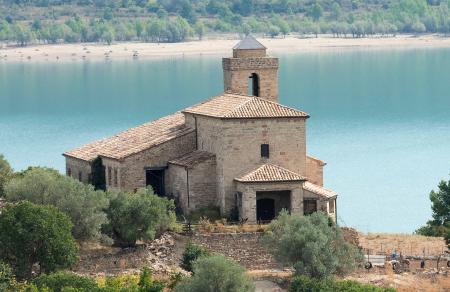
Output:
103 188 176 247
290 275 395 292
0 201 78 279
263 211 363 279
0 261 16 291
4 167 109 241
180 241 210 272
174 255 254 292
0 154 13 197
34 272 98 292
99 267 164 291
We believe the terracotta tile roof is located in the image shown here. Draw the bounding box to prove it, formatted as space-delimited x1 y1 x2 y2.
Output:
235 164 307 183
183 93 309 119
303 181 337 199
307 155 327 166
64 112 194 161
169 151 215 168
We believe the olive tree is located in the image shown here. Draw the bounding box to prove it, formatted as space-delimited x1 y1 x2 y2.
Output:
103 188 176 248
263 211 362 279
0 201 78 279
4 167 109 241
0 154 13 197
174 255 254 292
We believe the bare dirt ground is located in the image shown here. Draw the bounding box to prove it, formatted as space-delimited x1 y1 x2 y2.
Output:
2 34 450 62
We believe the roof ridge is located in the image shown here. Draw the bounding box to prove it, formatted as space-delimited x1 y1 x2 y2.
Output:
251 96 310 118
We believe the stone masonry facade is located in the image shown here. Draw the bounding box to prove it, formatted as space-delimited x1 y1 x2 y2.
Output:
64 35 337 223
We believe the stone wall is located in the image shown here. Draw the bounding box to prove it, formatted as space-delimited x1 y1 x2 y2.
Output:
303 189 333 215
101 132 196 192
232 49 266 58
167 157 217 213
222 57 278 102
306 156 325 186
237 181 304 223
65 156 92 184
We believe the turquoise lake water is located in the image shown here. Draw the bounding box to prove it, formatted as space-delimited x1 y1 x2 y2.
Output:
1 48 450 233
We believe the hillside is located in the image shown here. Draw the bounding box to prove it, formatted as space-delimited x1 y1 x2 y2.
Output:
1 0 450 46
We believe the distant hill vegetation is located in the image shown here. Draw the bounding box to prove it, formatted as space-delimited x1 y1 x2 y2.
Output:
1 0 450 45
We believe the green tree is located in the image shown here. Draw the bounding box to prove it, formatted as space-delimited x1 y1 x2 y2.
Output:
103 188 176 248
263 211 362 279
180 241 210 272
5 167 109 241
174 255 254 292
309 2 323 21
0 201 78 279
0 154 13 197
194 21 205 40
102 23 115 45
417 177 450 239
13 24 34 46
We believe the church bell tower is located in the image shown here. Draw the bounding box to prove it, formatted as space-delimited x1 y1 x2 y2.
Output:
222 35 279 103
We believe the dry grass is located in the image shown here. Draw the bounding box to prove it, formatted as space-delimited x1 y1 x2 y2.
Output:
359 233 447 257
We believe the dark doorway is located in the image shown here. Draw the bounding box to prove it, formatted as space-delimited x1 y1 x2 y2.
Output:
146 168 165 196
91 157 106 190
257 198 275 221
249 73 260 97
303 199 317 215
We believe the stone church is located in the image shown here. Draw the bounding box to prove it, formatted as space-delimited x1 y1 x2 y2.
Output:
64 36 337 223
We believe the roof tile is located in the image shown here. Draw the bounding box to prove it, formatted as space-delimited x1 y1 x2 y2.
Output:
183 94 309 119
64 112 194 161
303 181 337 198
169 151 215 168
235 164 307 182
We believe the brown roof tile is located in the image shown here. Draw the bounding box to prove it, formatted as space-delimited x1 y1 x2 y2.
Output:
235 164 307 183
64 112 194 161
183 93 309 119
303 181 337 198
169 151 215 168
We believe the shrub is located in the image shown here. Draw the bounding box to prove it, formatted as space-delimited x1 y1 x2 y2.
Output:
4 167 109 241
174 255 254 292
0 201 78 279
180 241 210 272
34 272 98 292
99 267 164 291
290 275 396 292
0 154 13 197
263 211 363 279
103 188 176 247
0 261 16 291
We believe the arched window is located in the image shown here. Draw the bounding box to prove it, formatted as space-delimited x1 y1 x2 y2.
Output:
248 73 260 97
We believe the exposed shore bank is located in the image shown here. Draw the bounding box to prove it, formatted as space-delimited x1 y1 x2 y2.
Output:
1 34 450 62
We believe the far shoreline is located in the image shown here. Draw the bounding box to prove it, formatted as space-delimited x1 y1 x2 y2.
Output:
1 34 450 62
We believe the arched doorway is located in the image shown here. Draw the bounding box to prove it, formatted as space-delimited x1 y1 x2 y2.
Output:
248 73 260 97
257 198 275 221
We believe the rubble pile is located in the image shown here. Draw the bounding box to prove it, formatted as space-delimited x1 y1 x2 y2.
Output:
73 233 186 277
341 227 360 247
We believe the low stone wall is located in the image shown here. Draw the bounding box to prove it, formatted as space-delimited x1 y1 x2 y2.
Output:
192 232 282 270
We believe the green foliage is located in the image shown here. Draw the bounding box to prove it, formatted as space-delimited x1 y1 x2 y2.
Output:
34 272 98 292
417 177 450 241
0 261 16 291
263 211 363 279
101 267 164 292
0 201 78 279
0 154 13 197
4 167 109 241
180 241 211 272
174 255 254 292
290 275 396 292
104 188 176 247
2 0 450 45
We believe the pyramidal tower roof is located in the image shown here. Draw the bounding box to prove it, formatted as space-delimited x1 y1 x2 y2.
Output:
233 35 266 50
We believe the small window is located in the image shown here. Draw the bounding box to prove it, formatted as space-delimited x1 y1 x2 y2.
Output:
261 144 269 158
114 168 118 187
78 171 82 182
67 168 71 177
329 199 335 213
